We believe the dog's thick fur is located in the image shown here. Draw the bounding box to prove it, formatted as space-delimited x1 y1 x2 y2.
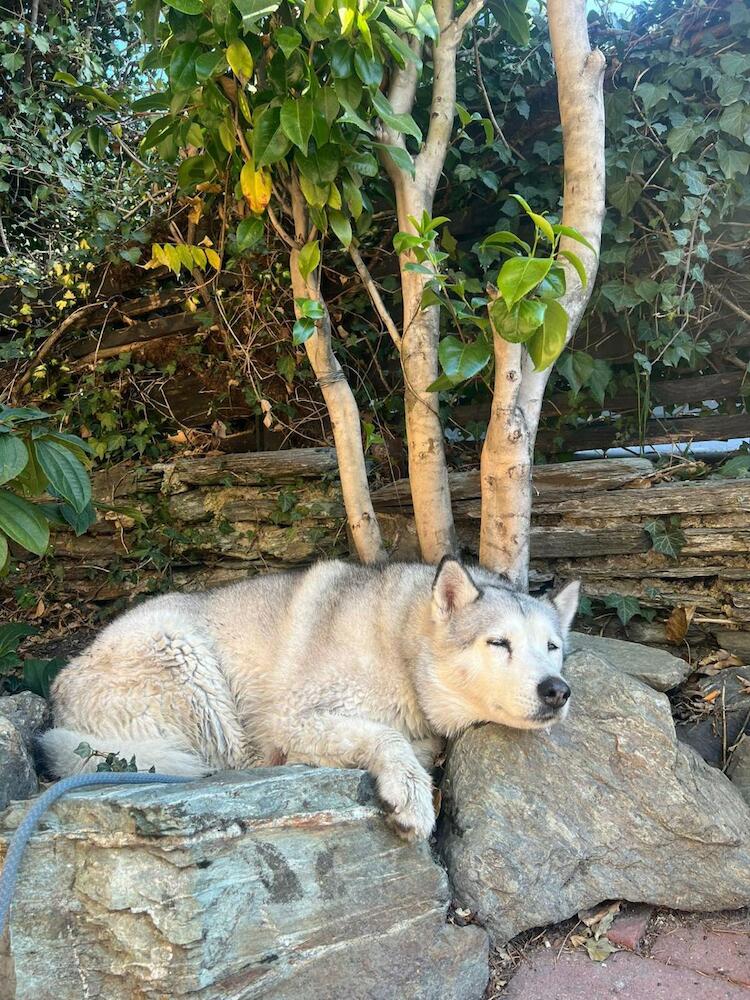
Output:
41 559 579 840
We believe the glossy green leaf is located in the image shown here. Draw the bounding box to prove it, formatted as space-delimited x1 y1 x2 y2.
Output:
253 106 292 165
281 96 314 154
236 216 265 250
169 42 200 92
559 249 588 288
164 0 204 12
438 336 491 382
0 490 50 555
527 298 568 371
371 90 421 141
497 256 552 308
489 298 546 343
298 239 321 281
551 225 595 253
275 26 302 57
329 210 352 247
195 49 227 81
232 0 281 30
87 124 108 158
373 142 415 178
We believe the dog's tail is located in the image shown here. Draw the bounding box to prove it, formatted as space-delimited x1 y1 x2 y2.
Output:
38 727 210 778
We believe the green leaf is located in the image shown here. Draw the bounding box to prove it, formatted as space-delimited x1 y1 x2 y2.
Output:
87 124 108 158
497 256 552 308
0 436 29 485
34 438 91 514
666 121 698 156
537 265 566 300
253 106 292 165
438 336 491 383
298 239 321 281
169 42 200 92
232 0 281 30
0 623 37 658
141 116 178 151
716 143 750 180
374 22 422 72
371 90 421 141
373 142 415 178
295 297 326 320
717 455 750 479
164 0 204 11
196 49 227 81
559 249 587 288
0 532 7 572
603 593 645 626
527 298 568 371
608 174 642 216
552 225 595 253
489 298 546 344
293 316 317 344
556 350 594 396
22 657 66 699
482 231 531 253
281 96 314 154
236 216 264 250
227 38 254 80
275 26 302 57
329 210 352 247
719 101 749 141
644 517 685 559
0 490 50 555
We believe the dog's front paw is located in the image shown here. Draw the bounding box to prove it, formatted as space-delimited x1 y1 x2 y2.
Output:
377 766 436 842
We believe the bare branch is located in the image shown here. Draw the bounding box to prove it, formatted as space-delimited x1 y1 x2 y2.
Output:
267 204 295 248
416 0 460 200
348 243 402 351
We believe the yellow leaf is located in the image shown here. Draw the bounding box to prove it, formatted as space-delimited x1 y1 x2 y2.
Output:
240 160 272 214
227 39 254 82
188 197 204 225
205 248 221 269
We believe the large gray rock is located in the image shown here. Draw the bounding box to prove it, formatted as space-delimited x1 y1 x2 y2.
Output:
568 632 690 691
440 650 750 945
0 693 48 812
728 735 750 805
0 768 488 1000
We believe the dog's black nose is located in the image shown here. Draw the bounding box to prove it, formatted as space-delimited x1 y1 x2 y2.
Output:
538 677 571 709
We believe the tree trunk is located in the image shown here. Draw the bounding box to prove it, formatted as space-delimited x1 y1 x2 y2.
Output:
479 303 531 590
287 172 386 565
479 0 606 587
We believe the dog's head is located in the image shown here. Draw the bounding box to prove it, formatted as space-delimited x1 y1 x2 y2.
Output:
422 558 579 734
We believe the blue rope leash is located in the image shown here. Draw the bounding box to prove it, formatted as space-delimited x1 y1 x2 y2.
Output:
0 771 192 939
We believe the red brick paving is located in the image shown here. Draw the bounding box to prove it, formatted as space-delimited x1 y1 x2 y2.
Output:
650 925 750 987
501 913 750 999
502 949 750 999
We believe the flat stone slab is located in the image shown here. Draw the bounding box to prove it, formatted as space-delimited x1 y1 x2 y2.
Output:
0 768 488 1000
568 633 690 691
502 947 750 1000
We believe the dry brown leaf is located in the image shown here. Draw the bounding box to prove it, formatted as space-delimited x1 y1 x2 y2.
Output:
666 606 694 644
585 936 617 962
578 901 620 928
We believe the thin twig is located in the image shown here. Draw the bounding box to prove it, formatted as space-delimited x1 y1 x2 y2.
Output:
472 29 521 157
348 243 402 351
11 302 103 401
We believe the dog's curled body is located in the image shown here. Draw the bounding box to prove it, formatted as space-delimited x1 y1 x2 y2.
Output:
42 558 579 840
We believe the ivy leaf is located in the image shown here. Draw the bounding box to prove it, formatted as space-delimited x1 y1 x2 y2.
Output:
497 257 552 309
603 593 646 626
666 121 698 156
608 174 642 216
644 517 685 559
298 239 321 281
281 95 314 154
556 351 594 396
719 101 749 141
489 298 546 344
527 298 568 371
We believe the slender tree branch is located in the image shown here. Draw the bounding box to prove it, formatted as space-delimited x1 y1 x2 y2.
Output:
267 204 295 248
416 0 460 200
454 0 487 35
348 243 402 351
472 29 522 158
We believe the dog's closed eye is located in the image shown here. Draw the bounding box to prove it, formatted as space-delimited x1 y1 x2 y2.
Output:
487 637 511 652
548 641 560 652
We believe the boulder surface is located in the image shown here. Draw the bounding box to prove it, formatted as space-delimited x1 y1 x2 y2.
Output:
441 649 750 944
0 767 488 1000
0 693 49 811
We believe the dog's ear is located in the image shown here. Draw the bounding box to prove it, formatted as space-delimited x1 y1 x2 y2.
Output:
552 580 580 634
432 558 480 618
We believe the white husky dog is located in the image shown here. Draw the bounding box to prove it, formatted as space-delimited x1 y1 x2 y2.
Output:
41 558 579 841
